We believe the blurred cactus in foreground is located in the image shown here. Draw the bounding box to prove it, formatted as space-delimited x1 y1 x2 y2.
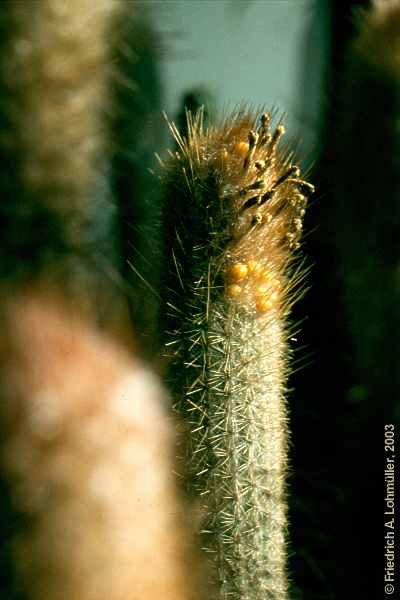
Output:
0 285 202 600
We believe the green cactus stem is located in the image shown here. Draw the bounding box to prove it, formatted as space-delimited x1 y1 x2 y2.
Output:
159 108 314 600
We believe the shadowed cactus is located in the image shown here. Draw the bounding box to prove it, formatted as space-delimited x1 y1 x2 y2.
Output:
159 108 314 599
336 0 400 412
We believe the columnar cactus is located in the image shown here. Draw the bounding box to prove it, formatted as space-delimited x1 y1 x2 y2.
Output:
160 108 314 599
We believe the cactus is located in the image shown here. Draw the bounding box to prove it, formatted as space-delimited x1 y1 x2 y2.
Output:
0 285 203 600
0 0 132 341
335 0 400 410
159 108 314 599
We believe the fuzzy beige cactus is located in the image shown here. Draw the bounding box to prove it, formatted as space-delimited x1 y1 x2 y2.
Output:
0 0 120 240
159 108 314 599
0 0 132 336
0 285 205 600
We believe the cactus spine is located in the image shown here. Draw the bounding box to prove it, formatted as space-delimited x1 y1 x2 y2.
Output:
160 108 314 599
